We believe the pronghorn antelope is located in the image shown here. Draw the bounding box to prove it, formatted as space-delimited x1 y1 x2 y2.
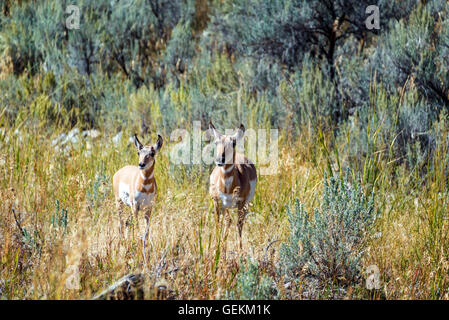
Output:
113 134 163 240
209 122 257 249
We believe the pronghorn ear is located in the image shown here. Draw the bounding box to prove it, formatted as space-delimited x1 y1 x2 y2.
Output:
232 124 245 141
154 134 163 153
133 134 143 150
209 121 221 140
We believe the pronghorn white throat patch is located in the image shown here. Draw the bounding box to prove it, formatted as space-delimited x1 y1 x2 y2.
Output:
221 165 234 174
222 175 234 190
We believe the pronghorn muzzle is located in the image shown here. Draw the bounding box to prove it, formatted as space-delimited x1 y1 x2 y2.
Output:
216 153 225 166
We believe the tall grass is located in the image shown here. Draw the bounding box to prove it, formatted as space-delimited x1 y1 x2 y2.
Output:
0 112 320 298
1 100 448 299
0 33 448 299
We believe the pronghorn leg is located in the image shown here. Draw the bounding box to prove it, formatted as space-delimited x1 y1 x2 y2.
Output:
131 204 139 240
213 198 221 223
223 208 232 240
213 198 225 234
213 199 228 250
133 204 140 228
237 203 247 250
142 208 152 272
225 210 232 230
116 199 125 236
143 209 153 247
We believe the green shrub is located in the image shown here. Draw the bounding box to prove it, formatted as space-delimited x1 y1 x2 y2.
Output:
279 58 336 133
0 2 42 74
374 0 449 108
280 171 376 287
164 1 196 82
227 258 278 300
0 0 185 86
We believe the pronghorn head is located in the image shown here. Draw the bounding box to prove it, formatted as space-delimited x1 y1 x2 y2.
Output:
209 122 245 167
133 134 163 170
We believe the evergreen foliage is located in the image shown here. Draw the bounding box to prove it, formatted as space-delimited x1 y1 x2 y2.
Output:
280 171 376 287
374 0 449 108
227 258 278 300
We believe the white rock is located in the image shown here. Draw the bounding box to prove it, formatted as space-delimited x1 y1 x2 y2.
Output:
59 128 79 145
52 133 66 146
82 129 100 139
112 132 123 145
67 128 79 139
69 135 79 144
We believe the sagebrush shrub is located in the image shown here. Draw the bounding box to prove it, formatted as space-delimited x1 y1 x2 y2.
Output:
227 258 278 300
374 0 449 108
280 171 376 287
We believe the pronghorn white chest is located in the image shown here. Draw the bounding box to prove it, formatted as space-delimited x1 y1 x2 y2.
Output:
118 182 132 207
218 191 240 208
221 175 233 191
212 164 257 208
133 190 155 209
216 165 241 208
132 168 156 208
118 170 156 210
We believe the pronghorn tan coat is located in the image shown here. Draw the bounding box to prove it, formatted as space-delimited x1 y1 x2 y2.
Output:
208 123 257 248
113 163 156 214
209 154 257 210
113 134 162 237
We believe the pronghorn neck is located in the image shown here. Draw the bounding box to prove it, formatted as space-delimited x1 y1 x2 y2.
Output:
220 163 236 193
136 161 155 192
221 163 235 175
221 150 237 176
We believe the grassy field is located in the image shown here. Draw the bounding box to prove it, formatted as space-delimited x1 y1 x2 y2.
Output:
1 113 448 299
1 0 449 300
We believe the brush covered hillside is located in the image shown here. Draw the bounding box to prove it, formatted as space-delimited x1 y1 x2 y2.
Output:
1 0 449 300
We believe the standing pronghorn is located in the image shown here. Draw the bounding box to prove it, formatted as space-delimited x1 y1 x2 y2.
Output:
113 134 163 241
209 122 257 249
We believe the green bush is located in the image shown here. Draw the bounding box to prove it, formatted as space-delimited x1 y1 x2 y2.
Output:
0 2 42 74
227 258 278 300
374 0 449 108
164 1 196 82
279 58 337 132
0 0 185 86
280 171 376 287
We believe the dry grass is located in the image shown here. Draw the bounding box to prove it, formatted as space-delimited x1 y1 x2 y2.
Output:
0 120 448 299
0 123 318 299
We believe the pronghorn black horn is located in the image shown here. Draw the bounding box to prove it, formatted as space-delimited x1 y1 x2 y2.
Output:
155 134 163 151
134 134 143 149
